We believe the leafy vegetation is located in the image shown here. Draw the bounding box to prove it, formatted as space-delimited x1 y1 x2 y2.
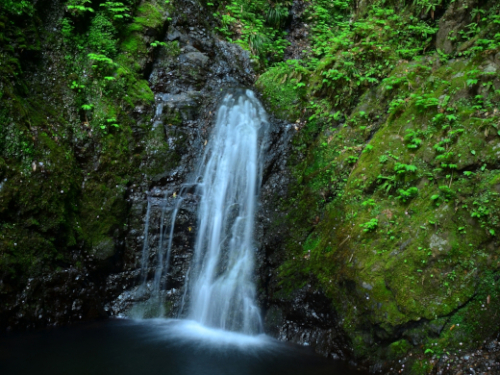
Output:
0 0 169 281
2 0 34 15
255 0 500 372
206 0 291 66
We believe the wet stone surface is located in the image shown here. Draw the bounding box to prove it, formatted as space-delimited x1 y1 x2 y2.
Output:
432 340 500 375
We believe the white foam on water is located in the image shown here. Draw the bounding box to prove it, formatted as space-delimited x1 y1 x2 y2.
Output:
132 318 274 349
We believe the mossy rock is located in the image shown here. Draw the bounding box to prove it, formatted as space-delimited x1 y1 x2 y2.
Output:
276 40 500 362
91 237 115 261
256 63 304 122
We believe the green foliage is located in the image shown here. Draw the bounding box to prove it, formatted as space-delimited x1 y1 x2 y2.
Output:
360 218 378 232
150 41 168 48
388 97 407 116
362 199 376 207
106 118 120 128
266 4 289 28
70 81 86 92
398 187 419 203
100 2 131 20
88 53 117 67
3 0 500 368
412 0 445 18
363 144 374 153
88 13 118 56
395 163 418 174
67 0 95 15
404 129 424 149
256 61 306 120
430 185 456 206
2 0 34 15
259 0 500 367
413 94 440 112
211 0 290 64
81 104 94 111
61 18 75 40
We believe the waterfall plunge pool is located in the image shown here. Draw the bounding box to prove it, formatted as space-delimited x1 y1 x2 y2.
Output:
0 319 368 375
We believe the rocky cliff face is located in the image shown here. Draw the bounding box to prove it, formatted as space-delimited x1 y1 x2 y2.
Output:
102 6 280 318
0 0 267 328
0 0 298 334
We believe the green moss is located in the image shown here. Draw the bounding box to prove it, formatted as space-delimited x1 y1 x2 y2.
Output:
127 79 154 105
271 1 500 367
3 0 500 372
388 339 413 358
134 3 164 29
118 1 168 73
256 63 304 121
79 179 127 260
0 0 162 282
411 359 433 375
121 33 146 56
88 12 117 56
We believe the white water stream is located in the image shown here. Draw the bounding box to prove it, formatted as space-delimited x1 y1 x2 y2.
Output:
186 90 268 334
135 90 268 336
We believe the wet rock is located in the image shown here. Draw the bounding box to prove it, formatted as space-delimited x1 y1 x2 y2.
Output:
103 2 267 319
0 0 263 332
482 62 498 74
179 51 209 67
167 28 184 41
157 91 203 121
361 282 373 290
283 0 310 61
262 284 351 360
92 237 116 261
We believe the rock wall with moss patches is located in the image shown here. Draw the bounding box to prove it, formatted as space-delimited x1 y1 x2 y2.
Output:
250 0 500 373
0 0 256 329
0 0 172 327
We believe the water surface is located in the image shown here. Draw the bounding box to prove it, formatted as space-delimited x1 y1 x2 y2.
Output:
0 319 367 375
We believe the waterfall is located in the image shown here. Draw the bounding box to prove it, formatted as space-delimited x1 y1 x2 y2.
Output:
185 89 268 334
134 89 268 335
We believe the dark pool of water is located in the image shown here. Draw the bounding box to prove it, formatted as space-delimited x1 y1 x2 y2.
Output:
0 319 367 375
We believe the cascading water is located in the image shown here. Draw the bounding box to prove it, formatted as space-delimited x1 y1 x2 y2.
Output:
133 89 268 336
185 89 268 334
132 194 179 318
